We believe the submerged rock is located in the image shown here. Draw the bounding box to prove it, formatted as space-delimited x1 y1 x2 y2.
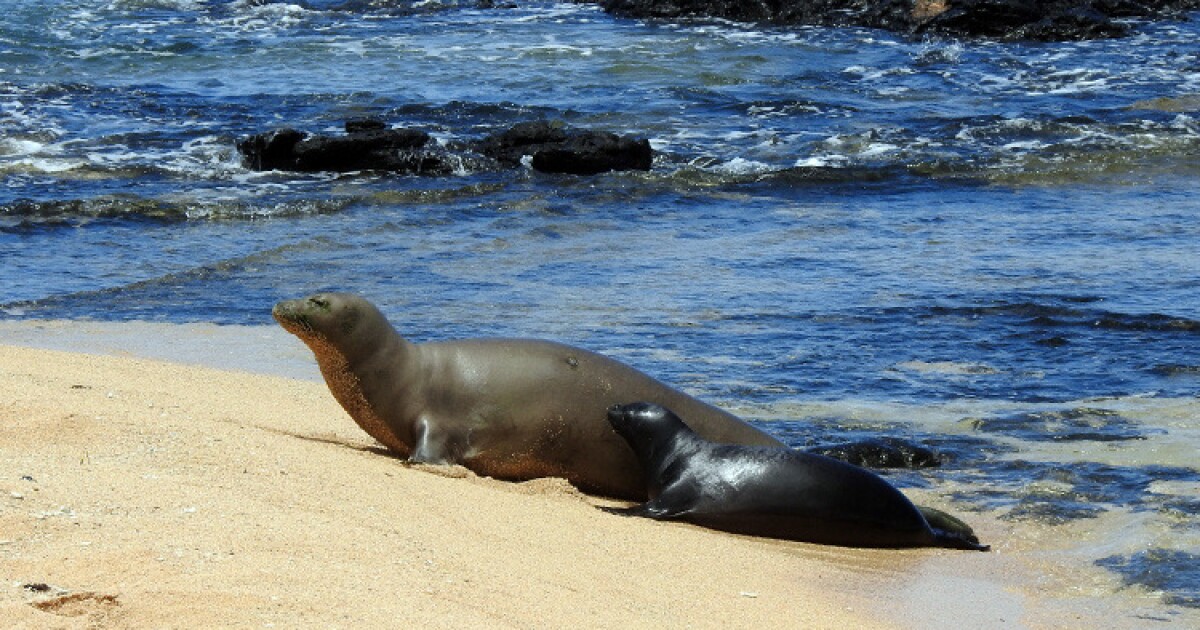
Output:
1129 94 1200 113
809 437 943 469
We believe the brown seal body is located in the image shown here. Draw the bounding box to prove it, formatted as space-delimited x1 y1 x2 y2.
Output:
273 292 783 499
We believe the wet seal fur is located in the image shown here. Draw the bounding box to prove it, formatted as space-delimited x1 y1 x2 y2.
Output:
272 292 783 500
604 402 988 550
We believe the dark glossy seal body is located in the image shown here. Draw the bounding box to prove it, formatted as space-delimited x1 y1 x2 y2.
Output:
605 402 988 550
272 293 783 500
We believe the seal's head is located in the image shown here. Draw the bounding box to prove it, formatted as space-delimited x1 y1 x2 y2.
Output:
606 402 692 460
272 292 413 455
272 292 392 358
607 402 669 436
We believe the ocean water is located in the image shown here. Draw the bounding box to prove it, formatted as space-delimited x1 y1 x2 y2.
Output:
1 0 1198 622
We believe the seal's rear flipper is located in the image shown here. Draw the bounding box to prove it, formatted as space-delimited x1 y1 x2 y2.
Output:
933 528 990 551
919 505 989 551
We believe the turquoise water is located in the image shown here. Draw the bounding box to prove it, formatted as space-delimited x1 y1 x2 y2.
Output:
1 1 1198 619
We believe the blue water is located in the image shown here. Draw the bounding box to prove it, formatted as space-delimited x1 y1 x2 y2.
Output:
2 1 1199 618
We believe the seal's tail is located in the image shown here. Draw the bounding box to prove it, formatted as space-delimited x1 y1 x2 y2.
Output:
918 505 991 552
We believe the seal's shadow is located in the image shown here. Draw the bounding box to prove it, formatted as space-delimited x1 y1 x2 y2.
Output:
258 425 481 480
256 425 399 457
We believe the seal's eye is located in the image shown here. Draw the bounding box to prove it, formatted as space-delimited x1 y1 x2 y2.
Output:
309 296 330 309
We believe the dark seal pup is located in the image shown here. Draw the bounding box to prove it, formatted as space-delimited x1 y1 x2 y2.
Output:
272 292 783 500
604 402 988 550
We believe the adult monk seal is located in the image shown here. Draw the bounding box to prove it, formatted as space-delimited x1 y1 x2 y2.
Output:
604 402 988 550
272 292 783 499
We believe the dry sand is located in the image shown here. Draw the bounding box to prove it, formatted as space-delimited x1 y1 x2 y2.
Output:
0 339 1115 628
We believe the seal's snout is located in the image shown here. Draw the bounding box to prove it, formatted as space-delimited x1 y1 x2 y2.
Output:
607 403 630 426
272 297 316 335
271 299 296 322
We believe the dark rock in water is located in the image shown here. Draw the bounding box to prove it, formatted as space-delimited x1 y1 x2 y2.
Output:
531 132 653 175
599 0 1200 41
477 120 653 174
915 1 1128 40
292 128 433 172
237 128 305 171
809 437 942 469
237 125 451 175
239 120 653 176
344 117 388 134
477 120 571 166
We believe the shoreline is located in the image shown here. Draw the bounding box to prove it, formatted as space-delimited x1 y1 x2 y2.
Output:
0 319 319 381
0 323 1175 628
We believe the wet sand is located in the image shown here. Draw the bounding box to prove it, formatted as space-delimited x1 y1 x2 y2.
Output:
0 322 1154 628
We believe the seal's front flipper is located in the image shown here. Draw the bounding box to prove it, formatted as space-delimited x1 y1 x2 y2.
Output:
599 505 644 517
599 499 684 520
407 417 455 465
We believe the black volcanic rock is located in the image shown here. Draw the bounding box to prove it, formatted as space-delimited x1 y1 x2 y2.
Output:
476 120 572 166
344 117 389 134
237 128 305 171
915 0 1130 40
238 120 654 176
530 133 652 175
477 120 654 174
599 0 1200 41
238 125 451 175
291 128 433 172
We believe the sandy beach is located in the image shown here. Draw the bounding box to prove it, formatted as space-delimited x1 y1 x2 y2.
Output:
0 327 1151 629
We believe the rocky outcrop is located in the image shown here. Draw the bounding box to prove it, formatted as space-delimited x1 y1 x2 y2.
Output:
913 0 1128 39
599 0 1200 41
237 119 653 176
